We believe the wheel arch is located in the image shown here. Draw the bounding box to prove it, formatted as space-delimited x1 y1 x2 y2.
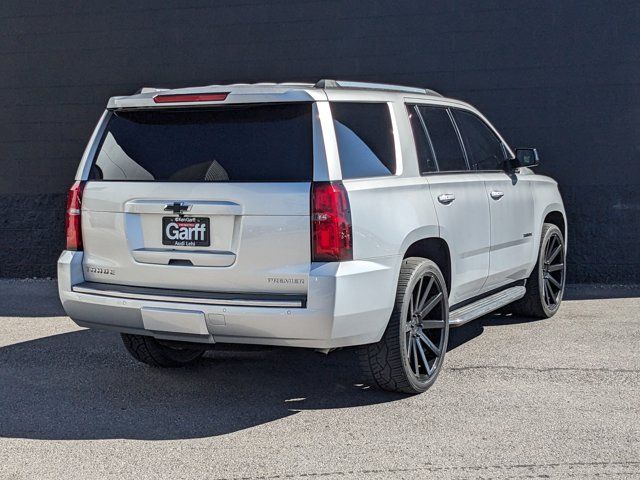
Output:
532 201 567 256
401 237 452 295
543 210 566 241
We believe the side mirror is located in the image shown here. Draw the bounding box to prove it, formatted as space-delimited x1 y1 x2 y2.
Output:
513 148 540 168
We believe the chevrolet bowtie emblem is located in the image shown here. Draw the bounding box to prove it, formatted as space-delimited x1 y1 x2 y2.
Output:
164 202 190 214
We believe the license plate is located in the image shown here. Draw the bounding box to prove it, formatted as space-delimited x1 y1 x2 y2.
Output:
162 216 210 247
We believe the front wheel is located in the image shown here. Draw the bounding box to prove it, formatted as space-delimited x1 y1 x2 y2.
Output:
510 223 566 318
359 258 449 394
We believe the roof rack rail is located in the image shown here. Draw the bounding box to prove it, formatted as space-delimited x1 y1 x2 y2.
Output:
314 79 442 97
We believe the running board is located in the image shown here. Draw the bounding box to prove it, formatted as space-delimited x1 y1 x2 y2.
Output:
449 286 526 327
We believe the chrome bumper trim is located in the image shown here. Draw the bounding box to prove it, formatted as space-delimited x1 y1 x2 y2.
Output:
72 282 306 308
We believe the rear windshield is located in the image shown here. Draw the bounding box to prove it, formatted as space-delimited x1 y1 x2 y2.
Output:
90 103 312 182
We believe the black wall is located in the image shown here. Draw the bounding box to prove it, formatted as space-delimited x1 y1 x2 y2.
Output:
1 1 638 282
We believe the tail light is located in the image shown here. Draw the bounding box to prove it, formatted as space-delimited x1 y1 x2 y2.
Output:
65 181 85 251
311 182 353 262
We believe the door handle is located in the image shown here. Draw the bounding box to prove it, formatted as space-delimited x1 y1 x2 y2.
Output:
437 193 456 205
490 190 504 200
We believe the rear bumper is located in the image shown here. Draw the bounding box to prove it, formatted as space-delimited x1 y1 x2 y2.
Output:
57 251 399 349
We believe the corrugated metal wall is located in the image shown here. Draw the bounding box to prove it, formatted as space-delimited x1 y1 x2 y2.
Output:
1 0 638 281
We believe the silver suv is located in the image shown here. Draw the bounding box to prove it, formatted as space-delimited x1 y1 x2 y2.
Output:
58 80 567 393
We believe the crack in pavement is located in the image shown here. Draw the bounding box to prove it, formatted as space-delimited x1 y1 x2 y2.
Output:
208 461 640 480
447 365 640 374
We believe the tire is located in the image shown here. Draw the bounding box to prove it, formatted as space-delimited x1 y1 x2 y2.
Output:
509 223 566 318
121 333 206 367
358 257 449 394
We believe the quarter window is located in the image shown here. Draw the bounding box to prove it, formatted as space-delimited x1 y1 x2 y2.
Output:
452 109 506 171
331 102 396 179
417 106 468 172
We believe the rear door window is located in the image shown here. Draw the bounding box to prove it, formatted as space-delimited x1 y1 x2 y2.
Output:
407 105 437 174
416 106 468 172
331 102 396 179
90 103 313 182
452 109 506 171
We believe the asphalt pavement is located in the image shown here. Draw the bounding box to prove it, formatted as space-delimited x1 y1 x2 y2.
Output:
0 279 638 479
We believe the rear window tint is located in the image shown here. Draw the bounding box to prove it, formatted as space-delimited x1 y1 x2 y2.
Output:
407 105 437 174
331 102 396 179
417 106 468 172
91 103 312 182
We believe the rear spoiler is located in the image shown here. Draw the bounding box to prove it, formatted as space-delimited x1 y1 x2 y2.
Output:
107 86 326 110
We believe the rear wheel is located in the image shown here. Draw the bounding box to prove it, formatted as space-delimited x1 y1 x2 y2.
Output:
510 223 566 318
121 333 206 367
358 258 449 394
